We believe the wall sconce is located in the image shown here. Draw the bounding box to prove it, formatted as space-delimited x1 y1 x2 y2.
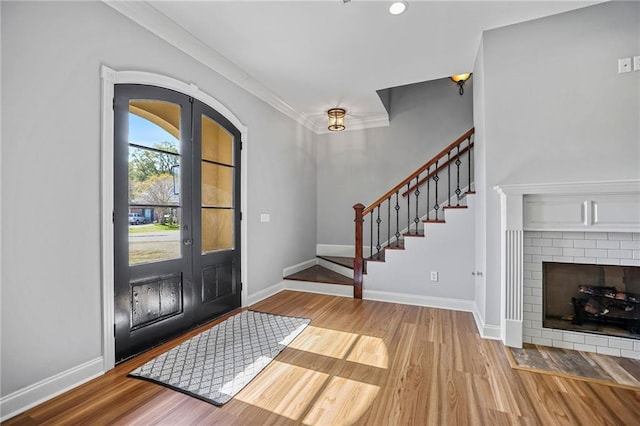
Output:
450 73 472 95
327 108 346 131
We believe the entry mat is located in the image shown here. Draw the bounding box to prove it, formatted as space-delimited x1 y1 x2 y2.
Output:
129 310 310 405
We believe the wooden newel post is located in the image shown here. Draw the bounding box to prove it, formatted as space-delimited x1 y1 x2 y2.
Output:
353 203 365 299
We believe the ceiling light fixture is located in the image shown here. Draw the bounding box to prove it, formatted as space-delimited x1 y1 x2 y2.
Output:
450 73 472 95
327 108 346 132
389 1 408 16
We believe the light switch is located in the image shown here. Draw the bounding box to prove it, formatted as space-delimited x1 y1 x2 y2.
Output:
634 56 640 71
260 213 270 223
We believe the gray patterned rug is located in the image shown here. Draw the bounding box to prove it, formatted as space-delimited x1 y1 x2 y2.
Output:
128 310 310 405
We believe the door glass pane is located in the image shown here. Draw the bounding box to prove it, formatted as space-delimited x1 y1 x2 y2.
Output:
202 163 233 207
128 100 182 265
201 114 235 255
202 115 233 165
202 209 234 252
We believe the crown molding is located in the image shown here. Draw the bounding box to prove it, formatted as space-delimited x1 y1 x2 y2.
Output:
102 0 317 131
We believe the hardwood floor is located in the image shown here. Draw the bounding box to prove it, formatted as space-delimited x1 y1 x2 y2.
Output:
5 291 640 425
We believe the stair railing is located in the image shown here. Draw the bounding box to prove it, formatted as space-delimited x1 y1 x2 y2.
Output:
352 128 475 299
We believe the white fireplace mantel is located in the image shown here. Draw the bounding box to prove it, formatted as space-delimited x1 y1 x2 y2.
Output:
493 179 640 347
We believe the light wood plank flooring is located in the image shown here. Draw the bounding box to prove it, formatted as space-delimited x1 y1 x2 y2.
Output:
5 291 640 425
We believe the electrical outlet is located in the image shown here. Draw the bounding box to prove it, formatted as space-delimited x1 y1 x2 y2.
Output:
430 272 438 282
634 56 640 71
618 57 632 73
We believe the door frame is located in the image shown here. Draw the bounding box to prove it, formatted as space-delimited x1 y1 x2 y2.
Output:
100 65 248 371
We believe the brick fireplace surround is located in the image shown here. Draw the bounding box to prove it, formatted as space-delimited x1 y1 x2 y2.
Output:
523 231 640 358
495 180 640 359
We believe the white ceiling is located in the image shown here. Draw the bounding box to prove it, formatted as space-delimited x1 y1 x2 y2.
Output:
109 0 601 132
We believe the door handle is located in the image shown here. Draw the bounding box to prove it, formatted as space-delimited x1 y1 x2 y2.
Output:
183 239 193 246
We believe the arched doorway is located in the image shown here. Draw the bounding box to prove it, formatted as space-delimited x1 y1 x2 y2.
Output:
101 68 247 367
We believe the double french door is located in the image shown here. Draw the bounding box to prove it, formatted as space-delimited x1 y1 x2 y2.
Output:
114 84 241 362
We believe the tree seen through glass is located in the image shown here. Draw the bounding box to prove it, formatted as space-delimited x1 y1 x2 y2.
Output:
128 108 181 265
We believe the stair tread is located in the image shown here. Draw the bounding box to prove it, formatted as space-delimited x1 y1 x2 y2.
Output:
444 205 468 209
318 255 354 269
403 232 424 237
284 265 353 286
318 255 367 274
423 219 446 223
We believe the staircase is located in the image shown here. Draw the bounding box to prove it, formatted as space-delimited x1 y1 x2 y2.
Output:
284 128 475 299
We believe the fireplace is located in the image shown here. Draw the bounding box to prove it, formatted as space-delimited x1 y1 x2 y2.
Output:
495 180 640 358
543 262 640 339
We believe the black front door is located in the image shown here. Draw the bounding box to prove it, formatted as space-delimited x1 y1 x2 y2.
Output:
114 84 241 362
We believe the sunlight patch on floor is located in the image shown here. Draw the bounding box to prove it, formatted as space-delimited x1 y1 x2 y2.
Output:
302 376 380 426
237 325 389 424
288 326 359 359
235 360 329 421
346 335 389 369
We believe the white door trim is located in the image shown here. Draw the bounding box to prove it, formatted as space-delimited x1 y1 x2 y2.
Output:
100 65 249 371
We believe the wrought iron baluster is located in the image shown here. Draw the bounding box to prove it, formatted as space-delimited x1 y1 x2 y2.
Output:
468 136 472 192
376 206 382 260
455 144 462 206
447 151 451 208
426 165 430 221
387 196 391 249
406 182 410 234
434 160 440 220
395 191 400 247
414 174 420 234
369 211 373 259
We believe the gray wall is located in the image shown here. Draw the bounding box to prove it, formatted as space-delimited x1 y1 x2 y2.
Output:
474 1 640 326
1 1 317 397
317 77 474 246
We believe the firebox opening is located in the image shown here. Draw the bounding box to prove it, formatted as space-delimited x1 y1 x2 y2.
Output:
543 262 640 340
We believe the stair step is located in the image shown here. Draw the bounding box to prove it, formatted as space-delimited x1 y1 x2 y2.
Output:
423 219 446 223
284 265 353 286
465 190 476 195
318 255 367 274
403 231 424 237
444 205 468 209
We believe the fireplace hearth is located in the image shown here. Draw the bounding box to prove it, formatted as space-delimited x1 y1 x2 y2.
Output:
544 262 640 340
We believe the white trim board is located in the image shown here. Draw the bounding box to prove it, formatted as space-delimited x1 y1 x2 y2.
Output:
246 282 286 307
363 289 475 312
0 358 104 422
282 258 317 278
472 303 502 340
100 66 249 372
283 280 354 298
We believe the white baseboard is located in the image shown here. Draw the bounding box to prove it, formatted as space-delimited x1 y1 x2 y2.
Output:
316 257 352 278
363 289 475 312
472 303 502 340
246 281 286 306
0 357 104 422
282 258 317 278
283 280 353 298
316 244 354 257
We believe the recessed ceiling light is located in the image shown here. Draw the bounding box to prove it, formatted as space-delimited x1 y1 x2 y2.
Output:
389 1 408 16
